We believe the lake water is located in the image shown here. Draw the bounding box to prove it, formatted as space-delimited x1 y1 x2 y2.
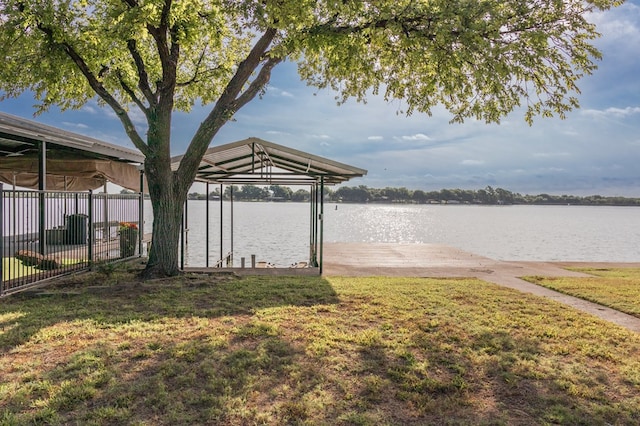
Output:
165 202 640 267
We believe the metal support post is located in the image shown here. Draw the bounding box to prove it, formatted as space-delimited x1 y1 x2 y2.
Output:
206 182 210 267
38 140 46 256
230 185 234 265
138 170 144 256
220 184 223 266
319 177 325 274
1 183 4 295
88 190 94 266
180 200 186 270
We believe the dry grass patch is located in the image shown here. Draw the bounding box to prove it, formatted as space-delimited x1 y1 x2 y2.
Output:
524 268 640 318
1 269 640 425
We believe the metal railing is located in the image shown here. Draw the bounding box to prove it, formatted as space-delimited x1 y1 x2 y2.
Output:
1 184 143 297
213 251 234 268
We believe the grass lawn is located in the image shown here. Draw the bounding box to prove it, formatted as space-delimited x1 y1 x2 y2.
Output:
1 266 640 425
524 268 640 319
3 257 86 282
2 257 40 282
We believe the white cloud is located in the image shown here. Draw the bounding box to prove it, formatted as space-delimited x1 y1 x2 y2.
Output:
267 85 295 98
62 121 88 129
533 152 571 158
543 167 567 173
367 136 383 141
400 133 431 141
460 159 484 166
308 134 331 139
589 2 640 44
582 106 640 117
561 129 579 137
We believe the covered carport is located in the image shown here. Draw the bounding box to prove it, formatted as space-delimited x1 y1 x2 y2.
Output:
0 111 146 295
0 111 146 253
171 137 367 274
0 111 145 192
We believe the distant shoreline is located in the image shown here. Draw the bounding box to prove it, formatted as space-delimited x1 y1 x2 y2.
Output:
184 197 640 207
182 185 640 207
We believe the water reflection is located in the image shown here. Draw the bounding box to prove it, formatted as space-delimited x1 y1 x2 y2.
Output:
142 201 640 266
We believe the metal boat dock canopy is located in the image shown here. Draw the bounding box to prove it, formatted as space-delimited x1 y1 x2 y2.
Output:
171 137 367 186
0 111 145 191
170 137 367 274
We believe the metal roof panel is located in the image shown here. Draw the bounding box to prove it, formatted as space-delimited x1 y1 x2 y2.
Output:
172 137 367 186
0 111 145 164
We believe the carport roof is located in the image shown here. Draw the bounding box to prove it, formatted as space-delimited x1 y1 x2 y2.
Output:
171 137 367 186
0 111 145 164
0 111 367 187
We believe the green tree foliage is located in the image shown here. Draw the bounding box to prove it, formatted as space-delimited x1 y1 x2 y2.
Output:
186 184 640 205
327 186 640 206
0 0 620 276
240 184 269 200
292 188 311 202
269 184 292 200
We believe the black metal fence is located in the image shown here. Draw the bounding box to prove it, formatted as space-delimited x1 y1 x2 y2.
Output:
1 184 143 297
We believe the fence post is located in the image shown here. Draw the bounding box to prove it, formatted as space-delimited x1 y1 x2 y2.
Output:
138 193 143 257
1 183 4 296
102 183 109 242
139 170 144 257
206 182 209 268
219 184 223 267
88 190 94 268
38 141 47 257
319 177 325 274
180 201 185 271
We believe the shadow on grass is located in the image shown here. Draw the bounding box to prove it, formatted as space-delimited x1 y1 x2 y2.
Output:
4 323 326 424
1 272 339 423
347 316 630 424
0 272 339 353
351 329 548 424
3 273 640 424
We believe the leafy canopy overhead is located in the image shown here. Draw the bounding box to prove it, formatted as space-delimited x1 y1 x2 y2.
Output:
1 0 620 131
0 0 622 278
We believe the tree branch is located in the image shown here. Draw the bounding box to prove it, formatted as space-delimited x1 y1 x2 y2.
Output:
115 69 150 115
219 28 278 105
159 0 172 29
231 56 283 111
310 15 436 39
144 4 178 99
34 21 148 156
175 28 279 191
176 48 208 87
127 39 157 106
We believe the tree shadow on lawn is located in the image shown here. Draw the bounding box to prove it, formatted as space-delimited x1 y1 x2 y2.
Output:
348 326 627 425
0 272 339 353
4 321 330 425
3 273 640 424
0 273 341 423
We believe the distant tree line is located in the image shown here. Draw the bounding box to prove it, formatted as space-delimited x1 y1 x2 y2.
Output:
182 185 640 206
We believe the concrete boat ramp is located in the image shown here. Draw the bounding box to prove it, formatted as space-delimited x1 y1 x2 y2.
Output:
322 243 640 333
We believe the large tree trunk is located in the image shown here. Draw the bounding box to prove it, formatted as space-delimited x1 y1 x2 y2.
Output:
140 110 190 278
144 184 184 277
134 30 279 278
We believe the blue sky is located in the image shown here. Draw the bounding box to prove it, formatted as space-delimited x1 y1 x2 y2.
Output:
2 1 640 196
